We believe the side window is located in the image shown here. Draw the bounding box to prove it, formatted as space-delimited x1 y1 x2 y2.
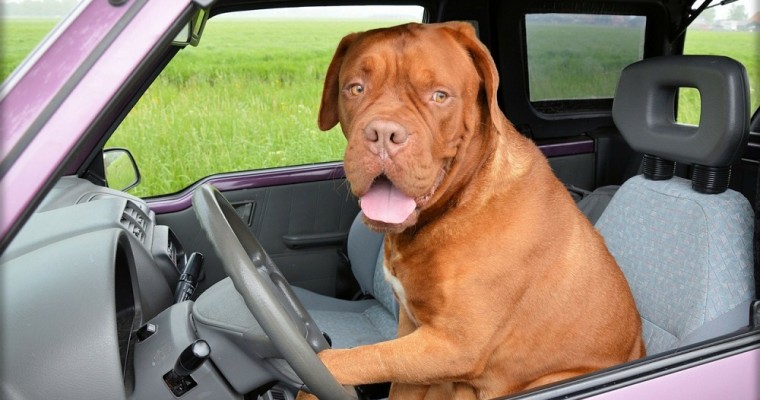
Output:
2 5 78 81
524 13 646 112
680 0 758 124
107 6 424 198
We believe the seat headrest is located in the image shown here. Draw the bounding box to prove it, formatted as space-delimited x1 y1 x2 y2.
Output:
612 55 750 168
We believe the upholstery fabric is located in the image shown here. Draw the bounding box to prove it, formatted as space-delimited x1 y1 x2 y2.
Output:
347 213 385 294
293 213 398 349
577 185 620 224
292 287 397 349
373 243 399 321
596 175 755 354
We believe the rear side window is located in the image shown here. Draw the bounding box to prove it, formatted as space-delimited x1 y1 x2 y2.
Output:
525 14 646 111
679 0 758 125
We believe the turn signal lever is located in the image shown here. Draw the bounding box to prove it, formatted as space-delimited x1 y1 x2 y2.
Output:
174 252 204 303
163 340 211 397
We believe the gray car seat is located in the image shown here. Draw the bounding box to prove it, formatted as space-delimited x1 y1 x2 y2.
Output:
595 55 755 355
292 213 397 349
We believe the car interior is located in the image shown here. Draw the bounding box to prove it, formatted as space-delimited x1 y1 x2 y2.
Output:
1 0 758 399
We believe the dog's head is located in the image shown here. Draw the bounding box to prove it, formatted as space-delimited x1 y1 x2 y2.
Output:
319 22 504 233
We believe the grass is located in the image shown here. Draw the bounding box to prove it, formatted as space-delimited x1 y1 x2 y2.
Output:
3 18 758 197
1 19 58 79
680 30 759 123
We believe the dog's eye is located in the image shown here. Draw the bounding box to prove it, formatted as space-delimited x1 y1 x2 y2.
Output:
349 84 364 96
432 91 448 103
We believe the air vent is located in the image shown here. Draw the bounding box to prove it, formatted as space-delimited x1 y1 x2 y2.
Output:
269 389 286 400
121 201 149 243
259 385 293 400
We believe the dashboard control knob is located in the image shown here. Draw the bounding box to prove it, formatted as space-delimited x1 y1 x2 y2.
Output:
174 339 210 377
163 340 210 396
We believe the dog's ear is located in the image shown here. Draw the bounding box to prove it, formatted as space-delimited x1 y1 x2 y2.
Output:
443 22 509 135
318 32 359 131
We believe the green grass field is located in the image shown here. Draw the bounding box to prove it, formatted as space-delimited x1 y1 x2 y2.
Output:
526 24 646 101
681 30 759 123
1 19 58 79
3 18 758 197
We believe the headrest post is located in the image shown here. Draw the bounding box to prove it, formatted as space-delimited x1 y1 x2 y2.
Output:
692 164 731 194
642 154 675 181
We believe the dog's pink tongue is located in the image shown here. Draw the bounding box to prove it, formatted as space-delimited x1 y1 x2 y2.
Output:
360 179 416 224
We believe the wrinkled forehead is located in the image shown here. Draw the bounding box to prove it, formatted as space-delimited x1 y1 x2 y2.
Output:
340 25 478 87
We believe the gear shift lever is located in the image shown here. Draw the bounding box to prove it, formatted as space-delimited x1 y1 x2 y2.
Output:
163 340 210 397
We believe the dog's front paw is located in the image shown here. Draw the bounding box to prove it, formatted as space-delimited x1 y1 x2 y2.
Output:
292 349 343 400
296 390 319 400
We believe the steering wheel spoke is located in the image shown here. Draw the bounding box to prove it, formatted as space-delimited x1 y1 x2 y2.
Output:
192 184 356 400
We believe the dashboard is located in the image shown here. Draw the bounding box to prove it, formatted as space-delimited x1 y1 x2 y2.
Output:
0 176 182 399
1 176 298 400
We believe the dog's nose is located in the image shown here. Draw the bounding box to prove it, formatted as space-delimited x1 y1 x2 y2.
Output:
363 120 409 157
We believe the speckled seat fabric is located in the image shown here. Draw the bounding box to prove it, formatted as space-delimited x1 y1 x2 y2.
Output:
596 55 755 355
596 175 754 354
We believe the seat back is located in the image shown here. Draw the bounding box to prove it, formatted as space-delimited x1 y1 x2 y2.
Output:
596 55 755 355
596 176 754 353
346 212 397 318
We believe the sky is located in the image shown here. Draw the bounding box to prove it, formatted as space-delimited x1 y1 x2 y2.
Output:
707 0 759 18
217 6 424 20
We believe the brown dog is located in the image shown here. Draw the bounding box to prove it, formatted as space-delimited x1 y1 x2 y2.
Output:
311 21 644 399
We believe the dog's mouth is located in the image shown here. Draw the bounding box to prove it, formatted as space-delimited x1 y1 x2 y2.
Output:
359 175 417 225
359 171 445 227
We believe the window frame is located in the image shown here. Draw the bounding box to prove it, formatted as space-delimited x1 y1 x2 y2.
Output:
519 4 665 116
521 10 651 116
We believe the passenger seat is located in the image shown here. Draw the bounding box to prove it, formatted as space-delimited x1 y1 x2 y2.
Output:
595 55 755 354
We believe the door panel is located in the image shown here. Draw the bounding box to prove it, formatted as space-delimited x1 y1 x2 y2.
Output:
230 179 359 295
547 153 595 190
538 136 598 190
155 173 359 299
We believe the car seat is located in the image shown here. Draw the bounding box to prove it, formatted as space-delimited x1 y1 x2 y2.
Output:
292 213 397 349
595 55 755 355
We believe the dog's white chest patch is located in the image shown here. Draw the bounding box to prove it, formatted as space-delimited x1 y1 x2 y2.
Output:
383 262 418 326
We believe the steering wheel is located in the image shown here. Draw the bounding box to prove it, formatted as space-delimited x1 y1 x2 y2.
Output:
192 183 356 399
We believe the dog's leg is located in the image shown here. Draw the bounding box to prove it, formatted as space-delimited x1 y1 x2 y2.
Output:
388 383 429 399
427 382 479 399
389 381 479 400
318 324 488 387
387 311 430 398
295 391 318 400
522 370 589 391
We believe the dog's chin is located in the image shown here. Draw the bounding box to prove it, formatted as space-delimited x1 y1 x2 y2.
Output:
362 210 420 233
